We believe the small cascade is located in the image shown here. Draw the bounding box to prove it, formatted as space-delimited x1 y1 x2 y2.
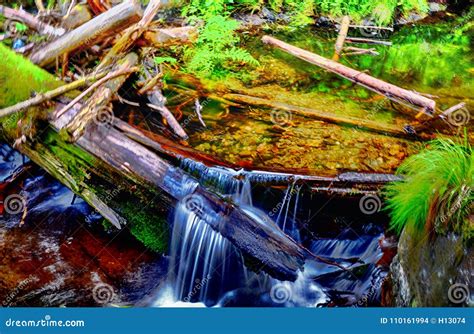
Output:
153 157 388 307
168 198 246 305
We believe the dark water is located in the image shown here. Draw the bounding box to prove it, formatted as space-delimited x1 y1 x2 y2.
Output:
0 144 396 307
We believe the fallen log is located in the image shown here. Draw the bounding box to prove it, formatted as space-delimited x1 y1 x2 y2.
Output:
0 4 66 37
1 47 308 281
262 36 436 115
113 118 402 194
223 93 430 140
29 1 143 67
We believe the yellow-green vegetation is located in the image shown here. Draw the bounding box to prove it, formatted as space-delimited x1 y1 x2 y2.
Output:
121 201 169 253
183 15 258 78
0 43 61 108
385 137 473 241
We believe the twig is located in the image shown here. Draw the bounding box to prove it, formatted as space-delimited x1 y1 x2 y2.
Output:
194 99 206 127
0 71 112 119
345 37 392 46
56 67 139 119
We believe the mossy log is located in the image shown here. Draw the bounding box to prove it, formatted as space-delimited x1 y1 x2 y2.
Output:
0 46 308 281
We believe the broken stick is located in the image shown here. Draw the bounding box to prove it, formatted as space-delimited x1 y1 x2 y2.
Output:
333 15 350 61
0 71 108 118
262 35 436 115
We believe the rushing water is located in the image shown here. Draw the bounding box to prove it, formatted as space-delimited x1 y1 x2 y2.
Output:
150 158 393 307
1 143 394 307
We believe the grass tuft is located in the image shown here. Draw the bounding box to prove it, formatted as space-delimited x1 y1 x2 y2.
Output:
384 137 473 240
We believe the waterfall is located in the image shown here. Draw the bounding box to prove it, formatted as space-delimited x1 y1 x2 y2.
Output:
152 158 387 307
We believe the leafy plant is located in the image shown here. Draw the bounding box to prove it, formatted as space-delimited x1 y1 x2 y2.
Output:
154 56 178 65
184 15 258 78
385 138 473 240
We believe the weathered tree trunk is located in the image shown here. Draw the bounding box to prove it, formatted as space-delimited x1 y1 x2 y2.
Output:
29 1 143 67
224 93 431 140
262 36 436 115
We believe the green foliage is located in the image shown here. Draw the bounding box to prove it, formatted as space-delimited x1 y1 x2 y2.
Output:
154 56 178 65
184 15 258 78
385 138 473 240
14 22 28 32
182 0 429 26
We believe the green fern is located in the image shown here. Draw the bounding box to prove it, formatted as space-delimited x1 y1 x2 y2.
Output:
184 15 258 78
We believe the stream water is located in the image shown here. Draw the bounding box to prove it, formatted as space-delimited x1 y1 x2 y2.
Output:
1 16 470 307
1 145 395 307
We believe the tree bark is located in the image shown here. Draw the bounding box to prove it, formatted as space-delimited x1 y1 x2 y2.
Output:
262 35 436 115
29 1 143 67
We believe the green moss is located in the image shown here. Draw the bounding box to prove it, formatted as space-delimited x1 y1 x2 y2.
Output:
0 43 61 108
121 202 169 253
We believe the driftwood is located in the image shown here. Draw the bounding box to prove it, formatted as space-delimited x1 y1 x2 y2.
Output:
333 15 350 61
262 35 435 115
0 5 66 37
224 93 430 140
65 53 139 141
29 1 143 67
